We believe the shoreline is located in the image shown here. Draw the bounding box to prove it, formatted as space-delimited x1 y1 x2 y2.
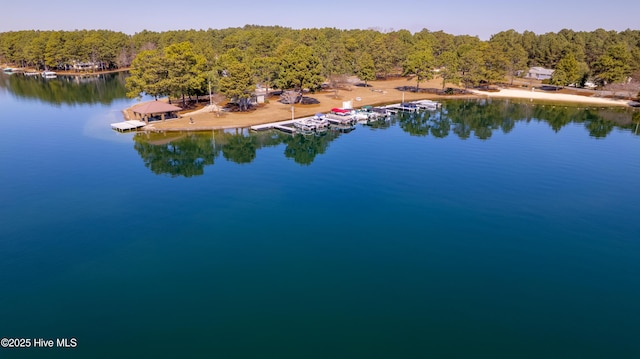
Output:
469 88 633 106
123 78 635 132
1 64 129 76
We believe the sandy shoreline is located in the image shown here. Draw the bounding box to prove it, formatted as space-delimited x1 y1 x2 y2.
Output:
469 88 632 106
124 78 633 132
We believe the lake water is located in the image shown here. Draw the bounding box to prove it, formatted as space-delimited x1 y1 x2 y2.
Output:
1 73 639 358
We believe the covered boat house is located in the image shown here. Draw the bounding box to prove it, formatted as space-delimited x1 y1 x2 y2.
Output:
131 101 182 123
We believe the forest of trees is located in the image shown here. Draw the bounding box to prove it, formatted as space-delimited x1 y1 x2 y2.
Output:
1 26 639 107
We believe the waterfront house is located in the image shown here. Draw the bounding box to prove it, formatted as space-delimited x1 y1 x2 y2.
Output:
72 61 99 71
525 67 554 80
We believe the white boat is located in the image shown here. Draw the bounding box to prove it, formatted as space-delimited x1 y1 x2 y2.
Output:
352 111 370 122
293 118 316 132
309 114 329 129
414 100 440 110
42 71 57 79
24 71 40 76
325 108 357 126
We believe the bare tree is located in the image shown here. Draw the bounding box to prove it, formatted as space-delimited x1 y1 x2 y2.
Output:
328 74 351 98
603 81 640 100
209 93 226 117
279 91 299 104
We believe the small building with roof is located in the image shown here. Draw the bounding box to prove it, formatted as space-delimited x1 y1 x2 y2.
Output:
131 101 182 123
525 67 555 80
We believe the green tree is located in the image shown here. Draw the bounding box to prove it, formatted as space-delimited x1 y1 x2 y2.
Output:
274 45 323 102
219 60 255 111
356 52 376 86
481 42 509 84
592 43 632 85
125 49 169 99
403 42 435 89
458 44 484 88
252 56 278 93
164 41 207 107
438 50 460 89
44 31 65 70
550 53 580 86
369 35 394 78
489 30 526 84
23 32 47 69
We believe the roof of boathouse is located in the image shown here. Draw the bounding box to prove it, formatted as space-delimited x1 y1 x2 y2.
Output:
132 101 182 114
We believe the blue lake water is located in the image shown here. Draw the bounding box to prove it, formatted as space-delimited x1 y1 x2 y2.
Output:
0 73 639 358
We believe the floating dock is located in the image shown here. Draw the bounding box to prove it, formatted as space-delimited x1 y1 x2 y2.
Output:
111 120 147 132
249 100 439 134
384 103 418 112
325 114 356 126
414 100 441 110
250 119 298 132
273 125 296 133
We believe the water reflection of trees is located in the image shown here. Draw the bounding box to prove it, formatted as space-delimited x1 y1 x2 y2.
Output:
133 133 217 177
0 72 127 105
132 99 639 177
133 129 343 176
283 131 340 165
396 99 639 140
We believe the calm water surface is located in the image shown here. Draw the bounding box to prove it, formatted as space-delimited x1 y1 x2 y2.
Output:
0 73 639 358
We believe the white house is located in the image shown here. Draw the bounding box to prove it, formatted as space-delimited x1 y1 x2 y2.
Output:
525 67 554 80
72 61 99 71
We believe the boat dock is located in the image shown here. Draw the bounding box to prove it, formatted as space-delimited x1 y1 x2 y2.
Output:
250 119 297 131
273 125 296 133
251 114 348 135
414 100 441 110
111 120 147 132
383 103 418 113
376 100 440 114
325 113 357 126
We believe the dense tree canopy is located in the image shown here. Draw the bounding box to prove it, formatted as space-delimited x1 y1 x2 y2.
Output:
274 45 323 101
402 41 435 89
3 26 640 109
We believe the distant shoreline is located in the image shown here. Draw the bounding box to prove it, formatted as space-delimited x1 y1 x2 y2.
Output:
56 68 129 76
1 64 129 76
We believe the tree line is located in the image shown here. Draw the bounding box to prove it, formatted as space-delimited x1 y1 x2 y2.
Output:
2 26 639 107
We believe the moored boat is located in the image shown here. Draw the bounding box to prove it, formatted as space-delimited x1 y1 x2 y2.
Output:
414 99 441 110
42 71 57 79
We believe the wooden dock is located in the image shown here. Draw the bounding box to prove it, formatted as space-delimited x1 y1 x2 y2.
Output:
273 125 296 133
250 119 297 131
386 103 418 112
111 120 146 132
379 101 440 114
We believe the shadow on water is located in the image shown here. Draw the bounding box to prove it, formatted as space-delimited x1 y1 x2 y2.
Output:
132 99 640 177
0 72 128 105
